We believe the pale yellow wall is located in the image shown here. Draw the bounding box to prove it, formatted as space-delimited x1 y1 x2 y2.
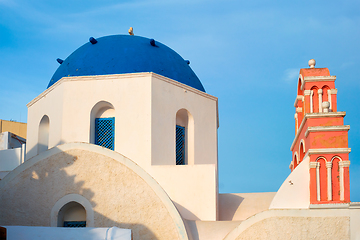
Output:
149 75 218 220
26 84 65 159
25 73 219 221
26 73 218 169
26 74 153 168
185 207 357 240
350 207 360 239
149 165 217 221
219 193 276 221
151 74 218 166
186 220 241 240
60 75 152 169
0 144 188 240
224 209 354 240
234 216 349 240
269 156 310 209
0 119 27 139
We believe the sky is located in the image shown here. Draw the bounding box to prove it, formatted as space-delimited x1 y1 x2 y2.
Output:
1 0 360 201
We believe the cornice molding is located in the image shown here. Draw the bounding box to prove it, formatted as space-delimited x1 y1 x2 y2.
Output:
306 112 346 118
27 72 217 107
301 76 336 90
290 112 346 151
350 202 360 209
150 73 218 100
304 76 336 81
307 148 351 155
309 203 349 209
305 125 350 137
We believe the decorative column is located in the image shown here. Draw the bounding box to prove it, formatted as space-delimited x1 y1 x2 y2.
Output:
339 160 351 201
339 161 345 201
318 89 323 112
310 90 314 113
309 161 318 203
304 90 311 113
331 89 338 112
326 162 332 201
315 162 321 201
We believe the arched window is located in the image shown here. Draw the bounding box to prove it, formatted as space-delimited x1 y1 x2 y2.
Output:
175 109 194 165
322 85 330 102
299 141 305 163
38 115 49 154
331 156 341 201
322 85 331 111
316 157 328 201
57 201 86 227
90 101 115 150
310 86 319 113
293 152 298 170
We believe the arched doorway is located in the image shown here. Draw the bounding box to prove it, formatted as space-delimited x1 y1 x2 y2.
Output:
57 201 86 227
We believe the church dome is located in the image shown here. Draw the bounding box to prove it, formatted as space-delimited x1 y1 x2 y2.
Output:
48 35 205 92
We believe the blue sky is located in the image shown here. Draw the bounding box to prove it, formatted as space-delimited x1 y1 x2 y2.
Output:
1 0 360 201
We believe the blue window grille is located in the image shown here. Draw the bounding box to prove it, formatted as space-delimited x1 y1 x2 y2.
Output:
64 221 86 228
176 125 185 165
95 117 115 150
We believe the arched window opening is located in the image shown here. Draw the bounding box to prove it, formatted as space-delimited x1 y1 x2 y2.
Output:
293 154 298 170
57 201 86 227
321 85 331 111
322 85 330 102
90 101 115 150
316 157 327 201
310 86 319 113
299 142 305 163
175 109 194 165
331 157 341 201
38 115 50 154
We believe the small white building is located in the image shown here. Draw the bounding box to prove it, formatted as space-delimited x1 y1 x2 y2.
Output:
0 132 26 179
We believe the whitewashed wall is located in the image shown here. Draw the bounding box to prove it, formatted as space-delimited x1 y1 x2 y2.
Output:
25 73 219 221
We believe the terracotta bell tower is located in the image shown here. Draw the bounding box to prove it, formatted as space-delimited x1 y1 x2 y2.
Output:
290 59 350 204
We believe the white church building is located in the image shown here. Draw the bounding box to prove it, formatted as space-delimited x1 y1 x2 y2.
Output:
0 33 359 239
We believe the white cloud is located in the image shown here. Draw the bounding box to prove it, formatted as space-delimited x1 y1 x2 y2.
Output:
340 61 355 69
283 68 299 83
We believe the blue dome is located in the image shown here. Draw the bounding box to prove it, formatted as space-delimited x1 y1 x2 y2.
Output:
48 35 205 92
